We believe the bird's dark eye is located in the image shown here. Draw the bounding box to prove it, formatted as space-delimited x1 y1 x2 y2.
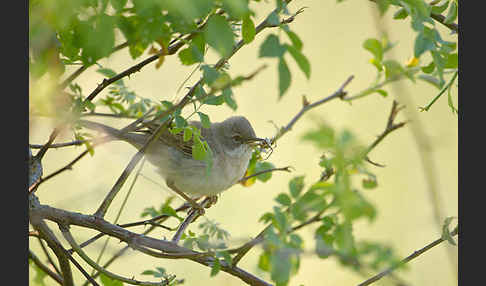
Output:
232 135 242 142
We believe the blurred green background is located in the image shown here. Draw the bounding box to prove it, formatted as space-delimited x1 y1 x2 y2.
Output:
29 1 458 285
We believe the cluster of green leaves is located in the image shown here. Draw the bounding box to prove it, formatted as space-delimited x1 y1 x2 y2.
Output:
357 0 458 111
96 68 157 117
180 221 232 277
140 268 180 286
254 123 406 285
141 196 184 222
259 25 310 98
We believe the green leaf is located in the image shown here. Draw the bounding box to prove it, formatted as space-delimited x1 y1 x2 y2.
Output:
315 233 334 258
444 53 458 69
293 189 327 219
334 222 355 255
284 28 303 51
431 0 450 14
289 176 305 198
97 68 117 78
183 127 193 142
362 178 378 189
414 31 436 58
286 44 311 79
444 1 457 24
266 11 280 26
210 258 221 276
441 216 457 245
275 193 292 206
383 60 404 80
161 204 183 221
242 15 256 44
222 0 250 19
272 206 289 233
110 0 127 12
270 250 291 286
258 252 271 271
78 14 116 64
393 8 409 19
197 112 211 128
204 15 235 58
201 65 220 85
363 38 384 62
447 79 458 114
278 57 291 98
376 0 390 15
421 61 436 74
374 89 388 97
192 136 207 161
223 87 238 110
254 161 276 182
174 115 187 128
259 34 286 58
204 95 225 105
99 273 123 286
301 125 335 149
178 47 197 66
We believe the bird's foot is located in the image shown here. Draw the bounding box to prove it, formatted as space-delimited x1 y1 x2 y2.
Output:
205 195 219 209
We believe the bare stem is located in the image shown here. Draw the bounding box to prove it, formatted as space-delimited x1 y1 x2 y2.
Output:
358 229 458 286
272 75 354 143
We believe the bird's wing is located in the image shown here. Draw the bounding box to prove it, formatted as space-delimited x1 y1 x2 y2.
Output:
139 120 205 158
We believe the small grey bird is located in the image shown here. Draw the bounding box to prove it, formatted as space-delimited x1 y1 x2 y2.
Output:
80 116 264 209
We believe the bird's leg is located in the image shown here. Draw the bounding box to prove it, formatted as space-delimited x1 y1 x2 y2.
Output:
166 180 205 215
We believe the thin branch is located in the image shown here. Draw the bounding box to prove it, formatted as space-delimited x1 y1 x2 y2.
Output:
430 13 458 33
30 148 91 195
29 250 64 285
368 0 458 33
60 247 101 286
419 70 458 112
238 166 292 183
171 198 212 243
272 75 354 143
92 158 146 276
366 100 407 156
358 228 458 286
36 236 62 276
34 126 62 161
30 140 85 149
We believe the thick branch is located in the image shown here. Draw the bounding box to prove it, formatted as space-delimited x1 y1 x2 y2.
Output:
30 198 272 286
61 227 170 286
30 214 74 286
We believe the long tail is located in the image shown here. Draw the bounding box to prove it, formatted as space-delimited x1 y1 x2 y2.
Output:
78 119 146 149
